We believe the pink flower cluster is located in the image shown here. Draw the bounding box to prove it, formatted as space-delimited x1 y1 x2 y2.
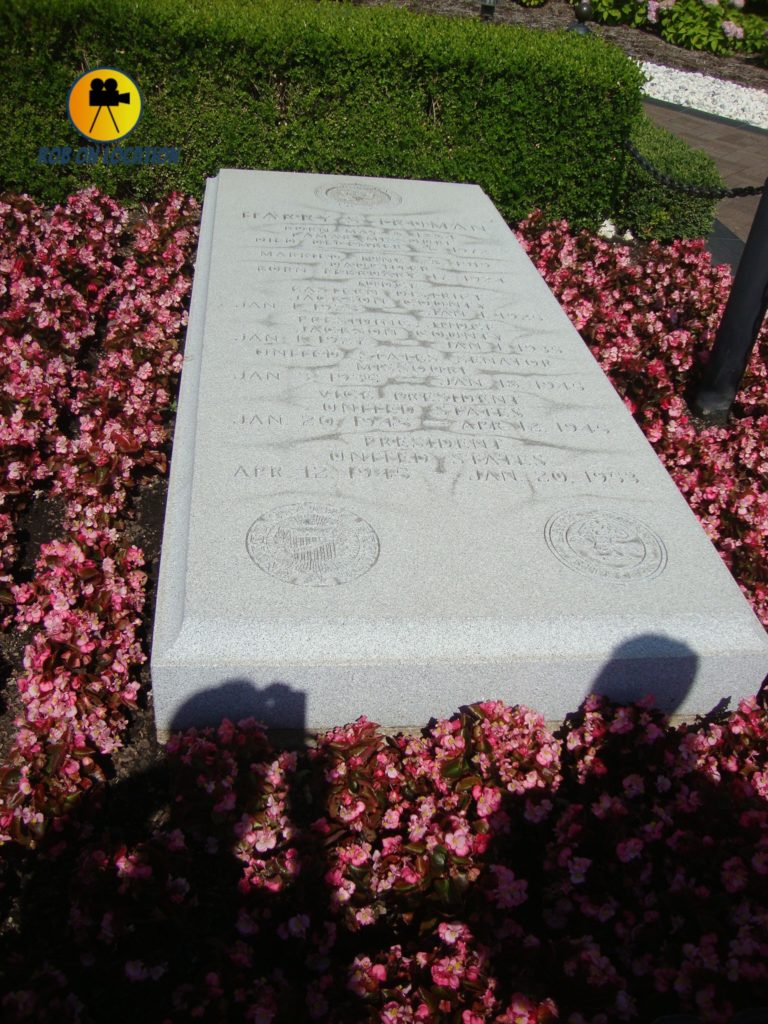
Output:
542 694 768 1021
4 702 765 1021
1 195 767 1021
0 189 198 843
310 704 559 934
516 213 768 626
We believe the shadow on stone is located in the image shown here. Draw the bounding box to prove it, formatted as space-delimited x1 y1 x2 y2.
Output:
169 677 307 732
589 633 697 714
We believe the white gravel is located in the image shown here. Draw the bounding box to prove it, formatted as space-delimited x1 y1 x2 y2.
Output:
641 61 768 130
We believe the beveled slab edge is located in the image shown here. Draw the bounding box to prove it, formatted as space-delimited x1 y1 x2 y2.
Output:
150 175 219 661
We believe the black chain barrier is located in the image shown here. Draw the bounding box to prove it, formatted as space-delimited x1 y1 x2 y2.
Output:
623 140 765 199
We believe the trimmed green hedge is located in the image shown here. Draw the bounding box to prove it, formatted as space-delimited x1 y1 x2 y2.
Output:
620 114 722 242
0 0 719 237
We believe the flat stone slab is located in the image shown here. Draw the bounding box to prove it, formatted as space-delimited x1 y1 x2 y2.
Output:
151 169 768 733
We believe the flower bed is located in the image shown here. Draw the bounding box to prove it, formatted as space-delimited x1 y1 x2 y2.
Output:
516 212 768 626
586 0 768 60
0 191 766 1022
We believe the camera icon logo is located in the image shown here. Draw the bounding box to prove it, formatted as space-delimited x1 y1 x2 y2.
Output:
68 68 142 143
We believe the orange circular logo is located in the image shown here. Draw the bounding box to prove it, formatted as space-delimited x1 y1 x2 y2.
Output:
67 68 142 143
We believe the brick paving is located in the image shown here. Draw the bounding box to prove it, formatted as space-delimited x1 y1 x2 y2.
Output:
643 99 768 270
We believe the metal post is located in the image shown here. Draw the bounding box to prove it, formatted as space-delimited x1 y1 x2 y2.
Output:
568 0 593 34
691 176 768 424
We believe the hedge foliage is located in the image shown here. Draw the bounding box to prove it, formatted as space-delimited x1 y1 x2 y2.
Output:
0 0 719 237
620 114 722 241
589 0 768 61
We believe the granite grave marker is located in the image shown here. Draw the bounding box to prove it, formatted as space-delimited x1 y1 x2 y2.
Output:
151 169 768 732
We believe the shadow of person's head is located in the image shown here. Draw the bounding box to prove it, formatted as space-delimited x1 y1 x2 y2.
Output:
590 633 698 715
168 677 306 733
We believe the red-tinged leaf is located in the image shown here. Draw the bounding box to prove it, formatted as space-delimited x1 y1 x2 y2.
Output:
45 744 67 776
322 828 347 848
418 985 439 1013
455 773 482 792
404 841 426 855
115 434 141 454
451 872 471 896
0 766 22 789
392 878 419 894
433 877 451 903
430 845 448 872
440 755 467 779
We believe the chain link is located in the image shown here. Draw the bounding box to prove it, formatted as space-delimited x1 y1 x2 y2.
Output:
623 140 765 199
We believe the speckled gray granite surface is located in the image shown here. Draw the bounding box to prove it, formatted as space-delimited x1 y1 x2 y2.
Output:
150 170 768 732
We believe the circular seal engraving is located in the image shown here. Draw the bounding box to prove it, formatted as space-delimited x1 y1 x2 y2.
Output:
544 509 667 582
314 182 402 208
247 504 380 586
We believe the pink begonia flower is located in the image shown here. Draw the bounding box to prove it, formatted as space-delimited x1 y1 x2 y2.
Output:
438 921 472 945
338 798 366 823
472 831 492 856
345 843 369 866
382 835 402 856
751 770 768 798
473 784 502 818
213 791 236 814
125 960 164 982
380 1004 413 1024
622 773 645 798
722 18 745 38
355 906 376 926
617 838 644 863
431 955 464 990
124 961 149 983
445 828 472 857
500 993 539 1023
535 745 556 767
489 864 528 908
398 862 423 886
236 909 259 936
382 807 401 829
286 913 310 938
524 798 552 824
722 856 748 892
569 856 592 884
346 957 373 996
115 851 152 880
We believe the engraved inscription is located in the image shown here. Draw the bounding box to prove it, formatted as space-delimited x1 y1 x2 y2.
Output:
246 503 379 586
545 509 667 581
315 183 402 208
225 188 644 499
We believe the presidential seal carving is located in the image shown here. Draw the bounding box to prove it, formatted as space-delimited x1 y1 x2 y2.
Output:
247 504 379 586
545 509 667 582
315 182 402 208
